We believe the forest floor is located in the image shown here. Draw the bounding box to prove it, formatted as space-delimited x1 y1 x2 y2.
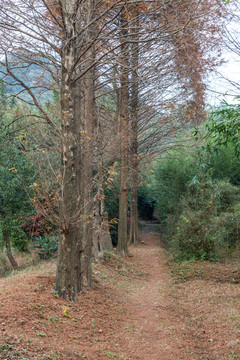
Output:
0 224 240 359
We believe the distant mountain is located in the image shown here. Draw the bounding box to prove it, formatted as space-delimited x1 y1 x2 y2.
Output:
0 59 55 103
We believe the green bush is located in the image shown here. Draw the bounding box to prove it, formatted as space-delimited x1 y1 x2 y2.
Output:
209 145 240 186
0 255 7 274
0 121 35 252
171 178 218 260
216 205 240 253
33 235 58 258
214 181 240 254
214 180 240 214
11 226 29 252
168 177 240 260
153 153 197 222
152 127 240 261
173 211 217 260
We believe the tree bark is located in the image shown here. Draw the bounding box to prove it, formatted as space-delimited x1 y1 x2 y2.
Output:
129 7 139 245
92 201 104 263
56 0 97 298
4 230 18 270
56 63 80 300
74 68 84 294
82 0 97 287
117 10 129 257
55 0 82 300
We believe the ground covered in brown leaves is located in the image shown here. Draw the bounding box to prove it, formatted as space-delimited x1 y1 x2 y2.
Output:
0 225 240 359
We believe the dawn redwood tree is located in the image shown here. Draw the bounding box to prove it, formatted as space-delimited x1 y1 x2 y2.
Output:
117 7 130 257
0 0 227 298
54 0 84 299
81 0 97 287
0 0 102 299
94 0 226 255
162 0 225 124
0 0 144 297
129 5 140 245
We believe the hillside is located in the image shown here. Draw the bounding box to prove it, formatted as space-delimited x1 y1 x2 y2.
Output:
0 60 53 103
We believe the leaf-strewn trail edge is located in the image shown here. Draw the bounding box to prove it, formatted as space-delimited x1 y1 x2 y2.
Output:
0 224 240 359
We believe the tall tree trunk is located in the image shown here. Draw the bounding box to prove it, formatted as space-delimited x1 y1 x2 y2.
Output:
93 123 113 261
112 65 120 135
117 11 129 257
56 0 82 300
129 7 139 245
74 71 84 294
4 230 18 270
56 0 97 297
82 0 97 287
56 56 80 300
98 159 113 253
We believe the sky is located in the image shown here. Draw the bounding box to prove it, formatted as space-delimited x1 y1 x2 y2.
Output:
206 5 240 107
207 52 240 106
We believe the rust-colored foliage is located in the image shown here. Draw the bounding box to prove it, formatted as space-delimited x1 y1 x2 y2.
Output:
159 0 225 123
44 0 62 33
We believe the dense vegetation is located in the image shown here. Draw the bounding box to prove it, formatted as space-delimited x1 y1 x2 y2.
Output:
151 106 240 260
2 95 240 264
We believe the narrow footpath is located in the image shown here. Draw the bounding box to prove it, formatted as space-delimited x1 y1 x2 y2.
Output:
118 224 240 360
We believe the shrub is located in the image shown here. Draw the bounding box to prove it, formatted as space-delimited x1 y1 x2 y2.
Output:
214 180 240 214
172 178 218 260
21 215 45 238
153 135 240 260
0 255 7 274
209 145 240 186
32 235 58 258
11 227 29 252
169 177 240 260
173 210 217 260
216 205 240 253
153 154 197 222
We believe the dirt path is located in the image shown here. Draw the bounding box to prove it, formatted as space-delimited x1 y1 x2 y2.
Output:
120 229 198 360
0 225 239 359
119 227 240 360
124 231 176 359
